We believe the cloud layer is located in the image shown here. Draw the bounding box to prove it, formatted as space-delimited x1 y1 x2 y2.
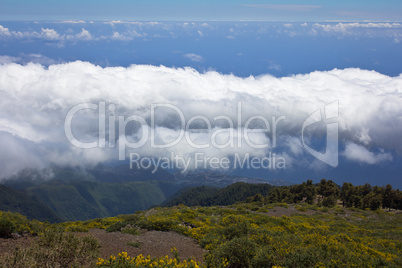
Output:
1 21 401 44
0 61 401 178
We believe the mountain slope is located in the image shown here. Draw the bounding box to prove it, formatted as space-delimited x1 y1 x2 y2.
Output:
26 180 180 221
163 182 275 207
0 184 60 222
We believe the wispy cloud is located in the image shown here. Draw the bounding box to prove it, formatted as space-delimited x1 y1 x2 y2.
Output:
343 142 392 164
183 53 203 62
0 54 61 65
242 4 322 12
0 25 94 41
57 20 86 24
268 60 281 71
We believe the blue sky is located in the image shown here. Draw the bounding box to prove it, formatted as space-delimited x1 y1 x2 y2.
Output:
1 0 402 21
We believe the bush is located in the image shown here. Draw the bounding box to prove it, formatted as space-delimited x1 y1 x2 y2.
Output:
251 247 275 268
106 221 127 233
138 217 177 231
284 248 319 268
334 207 345 214
0 212 44 236
322 195 337 207
0 218 16 238
296 205 307 212
319 207 329 212
121 227 140 236
220 220 250 241
118 214 140 223
215 237 256 268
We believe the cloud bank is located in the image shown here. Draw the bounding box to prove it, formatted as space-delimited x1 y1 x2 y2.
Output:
0 25 94 41
0 61 401 178
1 21 401 44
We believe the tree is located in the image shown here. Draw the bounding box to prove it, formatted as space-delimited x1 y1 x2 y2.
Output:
394 190 402 210
341 182 354 207
303 180 317 204
317 179 340 198
383 184 394 211
362 191 382 210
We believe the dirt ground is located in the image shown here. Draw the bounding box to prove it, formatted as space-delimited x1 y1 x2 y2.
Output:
0 229 207 263
77 229 207 262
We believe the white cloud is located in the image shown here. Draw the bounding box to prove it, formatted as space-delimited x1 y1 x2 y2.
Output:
0 133 45 178
0 25 94 42
0 62 401 178
183 53 203 62
0 25 12 37
354 128 372 145
343 142 392 164
0 54 61 66
0 25 24 39
58 20 86 24
75 28 92 40
0 55 20 64
41 28 61 40
314 22 401 32
111 31 131 41
311 22 402 37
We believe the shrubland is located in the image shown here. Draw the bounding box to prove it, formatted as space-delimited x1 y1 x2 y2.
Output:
1 179 401 267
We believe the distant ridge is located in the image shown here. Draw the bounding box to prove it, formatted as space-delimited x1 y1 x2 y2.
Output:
1 165 291 221
0 184 60 222
162 182 275 207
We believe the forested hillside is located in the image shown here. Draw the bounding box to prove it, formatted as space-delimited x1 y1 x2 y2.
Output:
0 185 60 222
163 182 275 207
25 180 179 221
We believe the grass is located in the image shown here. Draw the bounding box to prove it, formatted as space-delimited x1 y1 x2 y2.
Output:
127 241 142 248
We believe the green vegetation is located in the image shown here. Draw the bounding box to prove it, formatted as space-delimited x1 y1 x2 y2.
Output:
1 179 401 267
1 165 181 222
26 180 179 221
163 182 274 207
0 218 15 238
0 211 45 236
103 204 401 267
0 228 99 268
0 184 60 222
96 251 201 267
126 241 142 248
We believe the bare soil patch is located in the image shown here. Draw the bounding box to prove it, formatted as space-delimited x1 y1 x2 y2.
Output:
77 229 207 262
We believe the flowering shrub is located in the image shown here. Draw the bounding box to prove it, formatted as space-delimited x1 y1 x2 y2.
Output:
122 204 402 267
2 200 402 267
96 251 201 268
58 216 122 232
0 211 44 236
